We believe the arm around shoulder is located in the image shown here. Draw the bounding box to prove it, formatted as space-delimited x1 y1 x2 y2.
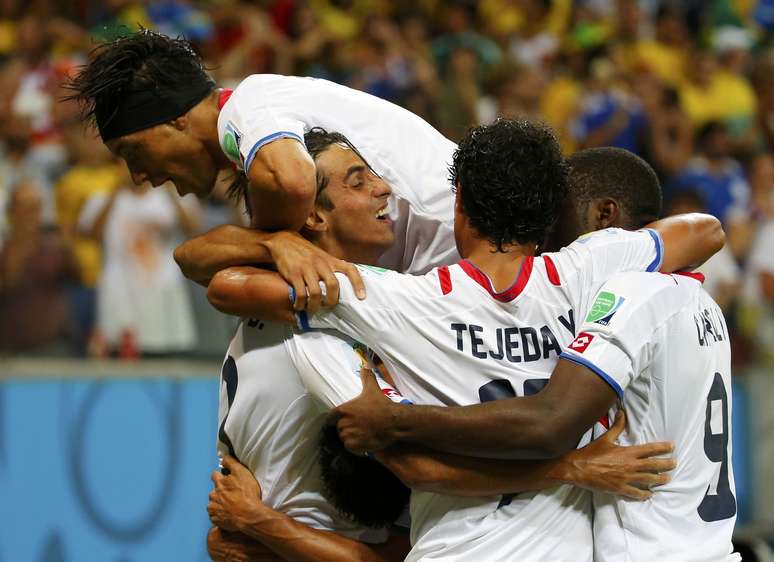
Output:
207 266 296 324
647 213 725 272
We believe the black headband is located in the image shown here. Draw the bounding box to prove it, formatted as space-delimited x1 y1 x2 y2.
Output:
96 76 215 141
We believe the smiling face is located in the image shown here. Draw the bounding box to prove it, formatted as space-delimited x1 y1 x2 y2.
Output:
106 120 219 199
307 143 395 264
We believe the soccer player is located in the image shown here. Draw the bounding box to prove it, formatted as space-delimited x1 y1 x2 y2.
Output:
332 147 739 561
203 129 408 562
202 130 675 562
65 30 458 303
205 120 724 561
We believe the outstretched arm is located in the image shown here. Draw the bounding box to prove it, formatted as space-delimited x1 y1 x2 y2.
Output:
208 457 409 562
376 410 673 500
175 226 364 309
334 360 617 460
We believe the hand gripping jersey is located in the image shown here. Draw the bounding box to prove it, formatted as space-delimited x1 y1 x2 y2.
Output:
217 319 400 541
294 228 665 561
561 272 740 562
217 74 459 274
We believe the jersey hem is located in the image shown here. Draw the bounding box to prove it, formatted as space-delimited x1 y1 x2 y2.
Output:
559 351 624 398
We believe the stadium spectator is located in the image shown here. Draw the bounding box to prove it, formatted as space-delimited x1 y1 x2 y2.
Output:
0 180 76 353
670 121 752 259
667 189 741 314
78 183 202 356
55 127 124 355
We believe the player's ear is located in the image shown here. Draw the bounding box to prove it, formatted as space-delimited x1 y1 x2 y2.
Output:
592 198 620 229
302 206 328 234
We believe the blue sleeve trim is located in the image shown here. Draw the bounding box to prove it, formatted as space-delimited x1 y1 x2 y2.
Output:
559 352 624 399
297 311 311 332
644 228 664 272
244 131 304 173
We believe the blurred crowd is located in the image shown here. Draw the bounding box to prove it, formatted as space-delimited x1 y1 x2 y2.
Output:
0 0 773 365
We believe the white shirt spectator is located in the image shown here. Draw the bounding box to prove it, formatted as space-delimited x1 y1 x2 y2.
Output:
79 187 199 353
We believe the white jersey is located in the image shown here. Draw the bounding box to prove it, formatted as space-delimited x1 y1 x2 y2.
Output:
561 272 740 562
217 74 459 274
296 228 665 561
218 319 397 541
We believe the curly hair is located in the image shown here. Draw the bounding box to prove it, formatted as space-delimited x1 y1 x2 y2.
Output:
318 423 409 528
450 119 568 251
63 29 213 127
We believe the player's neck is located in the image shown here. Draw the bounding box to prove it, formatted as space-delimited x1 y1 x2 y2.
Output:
464 241 538 293
202 92 232 170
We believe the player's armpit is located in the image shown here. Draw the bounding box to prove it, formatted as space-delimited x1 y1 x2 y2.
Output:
207 266 296 324
247 138 317 231
646 213 724 272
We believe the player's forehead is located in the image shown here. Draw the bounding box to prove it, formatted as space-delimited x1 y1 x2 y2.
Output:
315 143 366 180
105 127 158 156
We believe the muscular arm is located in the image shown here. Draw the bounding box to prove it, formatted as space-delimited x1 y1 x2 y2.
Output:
206 266 295 323
236 510 408 562
247 138 317 232
174 225 275 286
338 359 618 460
376 411 670 500
647 213 724 272
208 458 408 562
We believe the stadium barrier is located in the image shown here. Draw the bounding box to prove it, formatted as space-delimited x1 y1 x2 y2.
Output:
0 359 769 561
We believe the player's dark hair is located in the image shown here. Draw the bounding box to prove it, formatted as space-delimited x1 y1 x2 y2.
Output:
64 29 212 129
318 423 409 528
567 147 662 229
450 118 568 250
226 128 372 216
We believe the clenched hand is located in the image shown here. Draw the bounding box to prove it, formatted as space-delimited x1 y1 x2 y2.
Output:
208 456 265 533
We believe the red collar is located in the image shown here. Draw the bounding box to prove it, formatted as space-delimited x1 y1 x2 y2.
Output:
458 257 534 302
218 88 234 110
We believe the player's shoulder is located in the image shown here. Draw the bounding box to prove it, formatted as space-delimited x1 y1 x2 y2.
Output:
588 271 702 322
566 227 659 252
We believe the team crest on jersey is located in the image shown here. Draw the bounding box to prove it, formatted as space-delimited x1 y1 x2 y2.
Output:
586 291 625 326
569 332 594 353
223 122 243 165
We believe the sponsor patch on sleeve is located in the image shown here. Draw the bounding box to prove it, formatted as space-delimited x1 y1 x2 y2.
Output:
569 331 595 353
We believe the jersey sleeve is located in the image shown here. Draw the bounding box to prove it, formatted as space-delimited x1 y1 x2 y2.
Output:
559 271 681 398
295 265 408 338
554 227 664 313
284 330 410 410
219 78 306 173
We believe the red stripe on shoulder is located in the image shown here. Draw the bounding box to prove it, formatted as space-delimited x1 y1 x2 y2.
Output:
674 271 705 284
438 266 452 295
218 88 234 110
543 255 561 286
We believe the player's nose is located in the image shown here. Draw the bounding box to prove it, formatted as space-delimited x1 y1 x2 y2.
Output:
372 176 392 199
